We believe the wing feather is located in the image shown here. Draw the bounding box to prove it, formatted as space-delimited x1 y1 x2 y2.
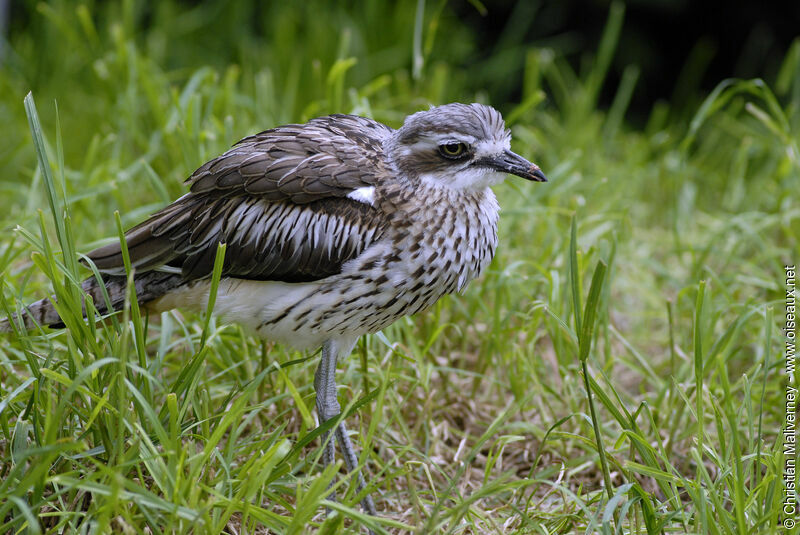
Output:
87 114 392 285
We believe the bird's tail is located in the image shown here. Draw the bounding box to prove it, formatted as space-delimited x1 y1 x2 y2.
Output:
0 271 183 332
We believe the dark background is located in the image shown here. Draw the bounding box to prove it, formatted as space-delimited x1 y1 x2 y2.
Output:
2 0 798 126
454 0 799 124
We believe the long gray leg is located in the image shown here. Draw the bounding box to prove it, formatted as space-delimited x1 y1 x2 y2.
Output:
335 419 377 515
314 341 339 503
314 339 377 516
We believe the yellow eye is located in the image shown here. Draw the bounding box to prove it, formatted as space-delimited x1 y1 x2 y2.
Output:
438 142 468 158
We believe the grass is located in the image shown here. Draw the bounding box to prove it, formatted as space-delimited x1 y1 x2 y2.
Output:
1 1 798 533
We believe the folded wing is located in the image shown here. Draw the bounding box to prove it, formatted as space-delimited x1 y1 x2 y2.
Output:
88 115 392 283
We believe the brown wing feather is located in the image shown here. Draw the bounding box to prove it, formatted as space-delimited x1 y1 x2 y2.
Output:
188 114 392 200
88 114 391 282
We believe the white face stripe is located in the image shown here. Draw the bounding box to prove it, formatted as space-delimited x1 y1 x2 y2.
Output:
475 138 511 157
433 133 478 145
419 167 506 191
346 186 376 206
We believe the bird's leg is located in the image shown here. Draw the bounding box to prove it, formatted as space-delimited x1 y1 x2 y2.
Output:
315 339 377 516
334 419 377 516
314 341 340 503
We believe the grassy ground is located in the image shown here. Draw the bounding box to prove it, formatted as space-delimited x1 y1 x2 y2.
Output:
1 2 798 533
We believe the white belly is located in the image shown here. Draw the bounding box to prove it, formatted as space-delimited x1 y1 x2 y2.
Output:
154 278 330 349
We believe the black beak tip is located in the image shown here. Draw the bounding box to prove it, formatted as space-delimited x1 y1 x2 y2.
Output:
531 168 547 182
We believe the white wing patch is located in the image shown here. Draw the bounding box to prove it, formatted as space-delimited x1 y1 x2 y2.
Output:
346 186 376 206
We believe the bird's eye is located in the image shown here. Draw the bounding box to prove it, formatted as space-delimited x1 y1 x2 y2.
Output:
438 142 468 159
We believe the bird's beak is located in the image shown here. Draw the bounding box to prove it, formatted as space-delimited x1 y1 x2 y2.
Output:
476 150 547 182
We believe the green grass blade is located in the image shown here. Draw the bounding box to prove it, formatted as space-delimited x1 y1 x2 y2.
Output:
570 215 582 334
694 280 706 457
579 261 607 363
578 260 613 507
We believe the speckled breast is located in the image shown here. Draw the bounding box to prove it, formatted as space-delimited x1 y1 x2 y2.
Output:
319 185 500 337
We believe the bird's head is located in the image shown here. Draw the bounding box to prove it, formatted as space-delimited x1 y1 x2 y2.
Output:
388 103 546 191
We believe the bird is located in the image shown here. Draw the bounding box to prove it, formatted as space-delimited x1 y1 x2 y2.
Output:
2 102 546 517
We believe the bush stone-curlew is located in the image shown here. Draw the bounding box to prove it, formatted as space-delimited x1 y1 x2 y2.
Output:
2 102 546 516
